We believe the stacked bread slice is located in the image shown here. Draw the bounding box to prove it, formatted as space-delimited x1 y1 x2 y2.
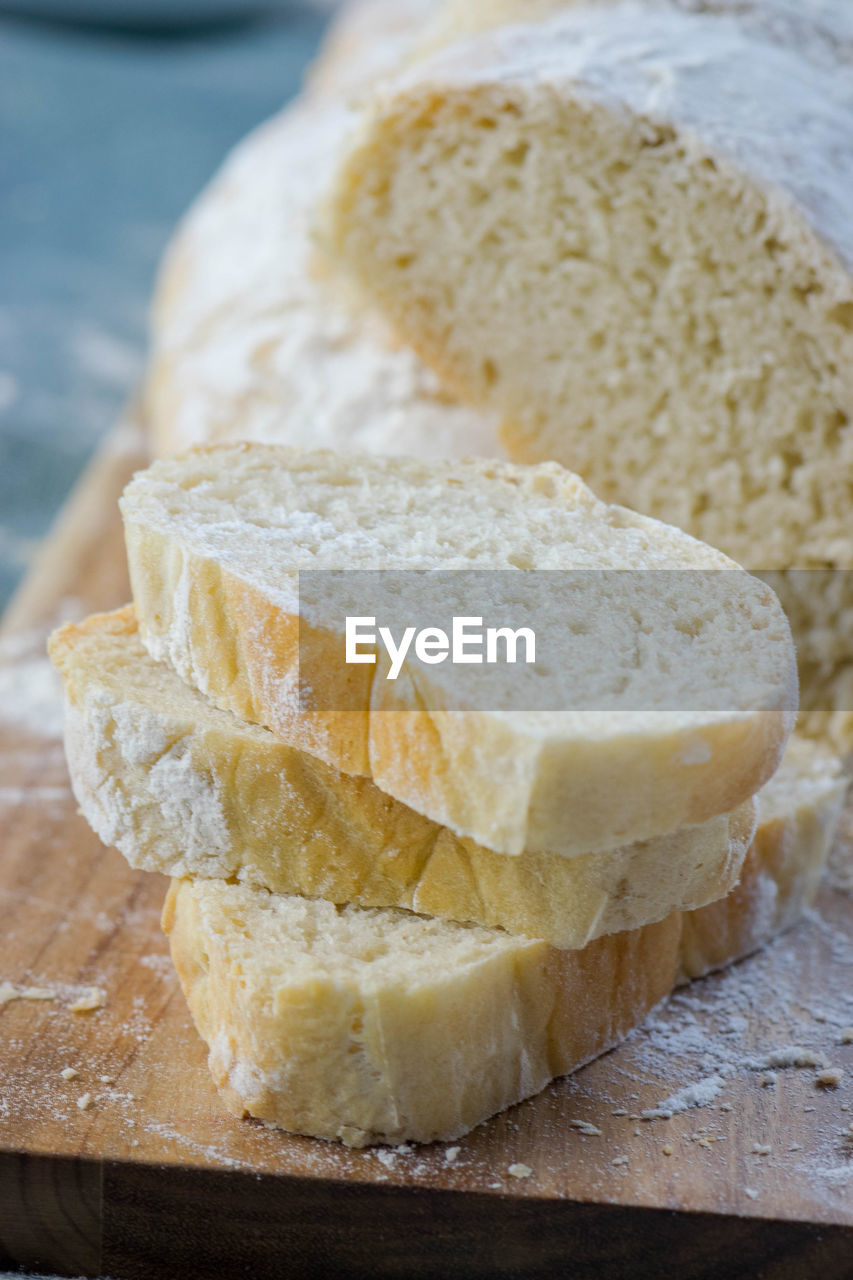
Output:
49 444 846 1146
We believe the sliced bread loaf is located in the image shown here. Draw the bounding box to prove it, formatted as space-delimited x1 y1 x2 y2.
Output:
50 607 757 949
321 5 853 748
120 445 797 856
163 739 845 1146
323 5 853 580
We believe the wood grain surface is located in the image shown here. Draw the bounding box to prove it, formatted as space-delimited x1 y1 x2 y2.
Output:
1 418 852 1279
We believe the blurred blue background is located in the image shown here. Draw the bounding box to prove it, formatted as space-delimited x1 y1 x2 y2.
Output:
0 3 329 609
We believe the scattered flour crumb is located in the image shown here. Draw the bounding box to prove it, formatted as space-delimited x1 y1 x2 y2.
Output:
0 982 55 1006
77 1092 93 1111
816 1068 843 1088
662 1145 673 1156
760 1072 778 1087
569 1118 602 1135
744 1188 759 1200
60 1067 79 1081
508 1163 533 1179
375 1149 396 1169
643 1074 729 1119
840 1028 853 1045
743 1047 827 1070
69 987 106 1013
100 1075 115 1085
444 1146 461 1164
752 1144 772 1156
611 1155 629 1167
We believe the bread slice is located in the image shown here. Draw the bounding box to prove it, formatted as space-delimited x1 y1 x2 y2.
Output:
163 881 682 1147
321 6 853 748
676 734 848 982
120 445 796 857
50 607 759 949
148 100 502 463
162 738 845 1146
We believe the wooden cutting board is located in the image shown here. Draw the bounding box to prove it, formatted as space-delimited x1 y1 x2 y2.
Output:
1 418 853 1280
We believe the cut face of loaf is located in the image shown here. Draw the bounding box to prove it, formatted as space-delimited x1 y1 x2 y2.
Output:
120 445 797 857
148 100 502 463
50 607 759 949
322 5 853 579
163 739 846 1147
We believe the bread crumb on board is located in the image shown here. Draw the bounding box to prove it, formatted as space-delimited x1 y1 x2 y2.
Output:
508 1163 533 1179
444 1146 461 1164
77 1092 93 1111
0 982 55 1006
1 981 106 1014
569 1119 603 1135
60 1066 79 1081
69 987 106 1013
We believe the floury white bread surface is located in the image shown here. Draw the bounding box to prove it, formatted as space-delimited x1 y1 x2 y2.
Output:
120 445 796 857
321 4 853 747
162 880 683 1147
162 734 846 1147
306 0 439 101
416 0 853 67
147 101 502 462
50 607 759 949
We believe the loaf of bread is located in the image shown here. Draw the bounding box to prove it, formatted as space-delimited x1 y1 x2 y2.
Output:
120 445 796 857
162 736 845 1146
322 3 853 749
50 606 760 949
